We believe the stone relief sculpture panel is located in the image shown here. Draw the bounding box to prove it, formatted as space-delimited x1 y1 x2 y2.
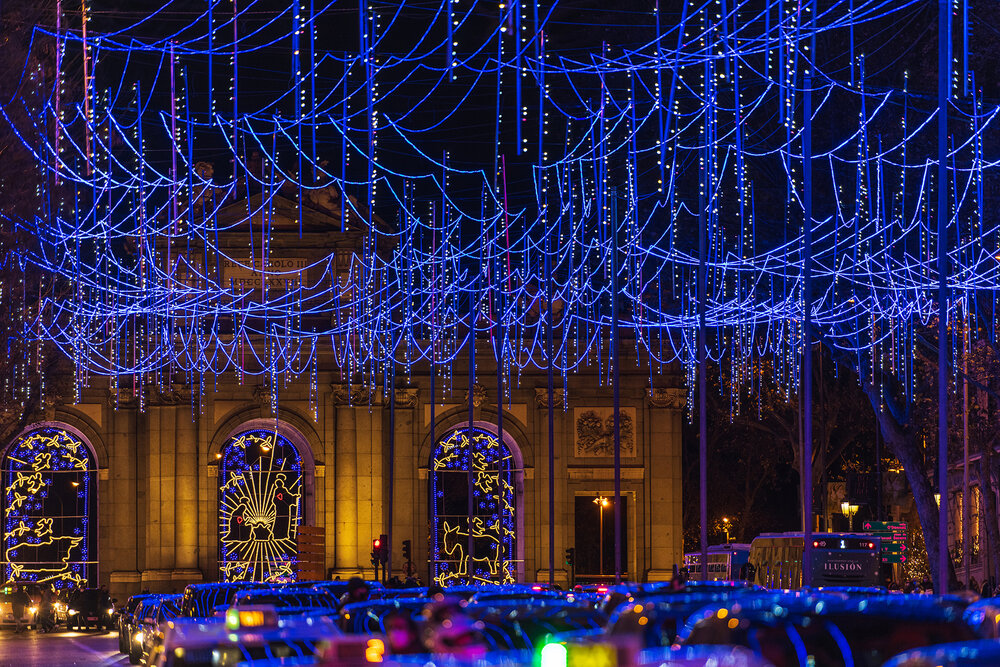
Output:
574 407 636 457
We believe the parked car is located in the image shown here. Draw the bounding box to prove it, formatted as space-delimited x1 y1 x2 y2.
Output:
67 587 115 631
179 582 261 618
118 594 158 654
0 587 34 629
133 595 184 665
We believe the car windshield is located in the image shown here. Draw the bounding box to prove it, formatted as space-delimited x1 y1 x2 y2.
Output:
157 597 183 622
340 599 428 634
684 617 804 667
181 584 256 617
237 591 336 608
474 608 607 650
75 590 108 602
135 598 159 622
126 596 151 614
71 589 110 607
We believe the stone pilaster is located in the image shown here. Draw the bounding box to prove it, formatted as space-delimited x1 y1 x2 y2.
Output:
333 404 359 574
175 401 199 572
645 387 684 580
389 388 418 578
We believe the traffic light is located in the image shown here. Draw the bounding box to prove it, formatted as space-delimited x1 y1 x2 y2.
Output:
378 533 389 565
564 547 575 567
371 537 382 566
401 539 412 563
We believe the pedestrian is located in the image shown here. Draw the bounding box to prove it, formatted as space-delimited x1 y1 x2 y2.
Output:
38 587 55 633
383 610 423 654
337 576 370 610
11 584 31 634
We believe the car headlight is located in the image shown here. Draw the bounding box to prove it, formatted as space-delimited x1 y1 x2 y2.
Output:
108 607 115 615
68 609 77 616
134 630 144 643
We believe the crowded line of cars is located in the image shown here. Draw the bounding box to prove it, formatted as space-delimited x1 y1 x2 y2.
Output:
1 583 111 631
34 578 991 666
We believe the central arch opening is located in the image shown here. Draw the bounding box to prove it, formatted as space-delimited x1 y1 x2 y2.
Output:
430 426 518 586
218 429 303 582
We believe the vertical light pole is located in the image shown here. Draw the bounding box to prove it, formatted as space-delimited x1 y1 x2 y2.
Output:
722 517 731 544
594 495 609 576
936 0 951 596
841 502 859 532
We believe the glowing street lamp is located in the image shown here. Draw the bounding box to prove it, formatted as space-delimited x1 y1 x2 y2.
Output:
840 502 859 531
722 517 731 544
594 495 610 575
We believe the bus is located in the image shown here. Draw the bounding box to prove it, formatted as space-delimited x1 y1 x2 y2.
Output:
683 544 752 581
748 533 882 589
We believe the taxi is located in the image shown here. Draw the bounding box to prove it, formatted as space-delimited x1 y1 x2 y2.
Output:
146 616 227 667
231 588 338 613
136 595 185 664
148 605 345 667
119 594 159 654
678 593 982 667
882 639 1000 667
534 637 770 667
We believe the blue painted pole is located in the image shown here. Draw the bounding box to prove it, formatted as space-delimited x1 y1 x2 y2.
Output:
937 0 951 594
801 0 815 587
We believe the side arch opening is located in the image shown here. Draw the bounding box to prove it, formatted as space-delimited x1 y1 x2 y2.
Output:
2 425 98 588
429 425 521 586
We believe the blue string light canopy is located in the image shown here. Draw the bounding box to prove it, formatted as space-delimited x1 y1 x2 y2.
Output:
1 0 992 411
2 0 990 593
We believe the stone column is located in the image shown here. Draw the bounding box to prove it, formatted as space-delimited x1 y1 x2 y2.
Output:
645 388 685 580
534 388 568 586
356 399 383 571
148 405 168 571
390 388 418 577
139 400 175 592
174 393 201 579
332 385 359 575
104 389 142 600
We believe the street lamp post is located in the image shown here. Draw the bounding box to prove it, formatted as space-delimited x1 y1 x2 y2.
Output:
594 495 609 576
840 502 859 531
722 517 731 544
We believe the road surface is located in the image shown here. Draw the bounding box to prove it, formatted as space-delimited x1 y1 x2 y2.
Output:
0 628 129 666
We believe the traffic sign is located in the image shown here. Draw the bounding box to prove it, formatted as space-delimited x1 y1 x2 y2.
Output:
863 521 907 564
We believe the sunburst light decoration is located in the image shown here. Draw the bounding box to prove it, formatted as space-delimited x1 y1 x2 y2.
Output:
431 428 516 586
219 429 302 582
2 427 95 587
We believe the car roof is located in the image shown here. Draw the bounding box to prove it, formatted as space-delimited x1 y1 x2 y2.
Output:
162 618 230 648
237 588 334 598
882 639 1000 667
677 592 972 643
